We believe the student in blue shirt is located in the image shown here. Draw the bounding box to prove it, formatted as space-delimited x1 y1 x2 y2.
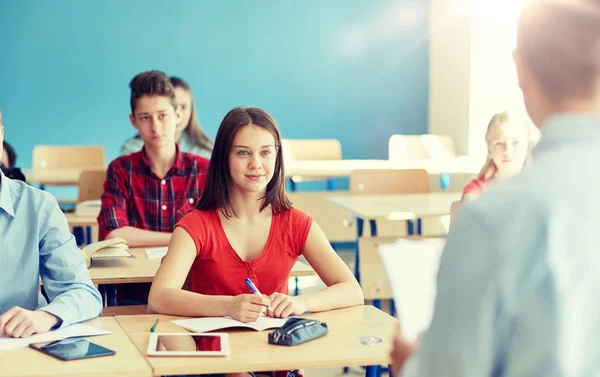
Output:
391 1 600 376
0 123 102 338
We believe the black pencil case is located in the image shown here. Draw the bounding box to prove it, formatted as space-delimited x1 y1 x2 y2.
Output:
268 317 329 346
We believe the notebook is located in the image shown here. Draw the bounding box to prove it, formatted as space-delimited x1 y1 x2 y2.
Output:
378 238 446 342
172 316 289 333
78 237 132 268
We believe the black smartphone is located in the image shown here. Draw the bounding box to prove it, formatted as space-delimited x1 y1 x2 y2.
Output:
29 337 115 361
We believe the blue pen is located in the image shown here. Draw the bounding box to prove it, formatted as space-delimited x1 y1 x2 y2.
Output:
245 277 271 310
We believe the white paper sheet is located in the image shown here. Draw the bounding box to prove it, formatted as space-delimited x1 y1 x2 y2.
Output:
145 247 169 259
378 238 446 342
173 316 289 333
0 323 112 351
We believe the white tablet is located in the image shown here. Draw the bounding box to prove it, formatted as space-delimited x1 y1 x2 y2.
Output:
146 333 230 356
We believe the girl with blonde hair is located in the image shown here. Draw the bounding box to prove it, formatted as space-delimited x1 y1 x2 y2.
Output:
462 111 533 201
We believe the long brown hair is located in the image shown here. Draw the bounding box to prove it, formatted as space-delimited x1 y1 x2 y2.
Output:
196 107 291 218
169 77 213 153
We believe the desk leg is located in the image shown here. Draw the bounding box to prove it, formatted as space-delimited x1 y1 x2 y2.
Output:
354 218 364 283
365 365 380 377
287 178 296 192
327 177 335 190
368 219 382 310
85 226 92 245
294 277 299 296
441 172 450 190
105 285 117 307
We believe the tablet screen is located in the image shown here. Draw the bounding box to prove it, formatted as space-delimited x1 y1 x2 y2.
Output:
32 338 115 360
155 335 222 352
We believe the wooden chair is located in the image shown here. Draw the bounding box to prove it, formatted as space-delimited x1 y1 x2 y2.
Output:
78 169 107 202
288 191 355 243
388 134 455 162
282 138 342 162
282 139 342 190
33 145 105 170
73 169 106 244
349 169 430 196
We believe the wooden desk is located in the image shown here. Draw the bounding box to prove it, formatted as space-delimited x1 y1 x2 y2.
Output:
286 158 480 178
89 249 316 285
325 193 461 221
0 317 152 377
116 305 396 376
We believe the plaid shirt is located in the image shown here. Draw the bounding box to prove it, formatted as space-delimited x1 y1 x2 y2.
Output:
98 145 209 240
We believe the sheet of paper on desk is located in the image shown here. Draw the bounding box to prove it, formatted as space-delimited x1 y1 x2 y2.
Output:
0 323 112 351
173 316 289 333
145 247 169 259
378 238 446 342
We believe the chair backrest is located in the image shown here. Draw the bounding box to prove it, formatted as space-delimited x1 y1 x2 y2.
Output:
349 169 430 195
78 169 107 202
388 134 455 162
281 139 342 163
32 145 105 171
288 191 355 243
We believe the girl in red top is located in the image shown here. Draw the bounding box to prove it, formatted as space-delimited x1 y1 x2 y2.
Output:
462 111 533 202
149 107 363 377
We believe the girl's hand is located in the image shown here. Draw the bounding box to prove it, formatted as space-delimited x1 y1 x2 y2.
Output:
266 293 307 318
227 294 271 323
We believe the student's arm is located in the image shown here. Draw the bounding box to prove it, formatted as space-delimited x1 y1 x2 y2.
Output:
268 221 364 318
105 227 171 247
148 227 270 322
98 160 171 247
1 195 102 338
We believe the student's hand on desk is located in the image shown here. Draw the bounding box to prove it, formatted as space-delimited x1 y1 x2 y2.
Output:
266 293 307 318
228 294 272 323
0 307 60 338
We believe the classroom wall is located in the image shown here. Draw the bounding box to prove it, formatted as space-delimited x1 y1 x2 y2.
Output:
428 0 533 159
0 0 430 169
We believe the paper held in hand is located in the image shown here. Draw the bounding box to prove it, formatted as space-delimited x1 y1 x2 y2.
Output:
378 238 446 342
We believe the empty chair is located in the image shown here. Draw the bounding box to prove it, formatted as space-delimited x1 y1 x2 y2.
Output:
33 145 105 170
78 169 107 202
282 139 342 189
349 169 430 195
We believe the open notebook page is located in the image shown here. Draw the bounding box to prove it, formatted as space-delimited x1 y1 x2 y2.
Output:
173 316 288 333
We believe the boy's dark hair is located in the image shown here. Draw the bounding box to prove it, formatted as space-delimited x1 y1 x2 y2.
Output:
3 141 17 168
129 70 177 114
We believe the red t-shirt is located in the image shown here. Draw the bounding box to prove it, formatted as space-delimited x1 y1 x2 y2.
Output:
176 207 313 296
462 178 491 198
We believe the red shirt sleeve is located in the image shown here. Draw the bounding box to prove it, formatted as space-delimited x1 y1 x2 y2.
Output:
97 159 130 240
290 207 313 256
462 178 488 198
176 210 206 256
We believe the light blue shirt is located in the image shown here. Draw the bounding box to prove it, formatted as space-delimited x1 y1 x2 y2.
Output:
402 114 600 377
121 132 212 159
0 170 102 327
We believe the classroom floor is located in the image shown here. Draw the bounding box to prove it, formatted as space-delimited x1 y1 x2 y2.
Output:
295 249 391 377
